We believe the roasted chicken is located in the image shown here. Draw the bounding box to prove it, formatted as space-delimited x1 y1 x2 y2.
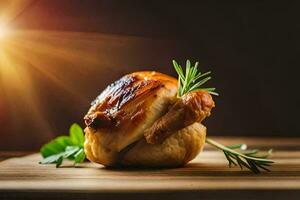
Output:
84 71 215 167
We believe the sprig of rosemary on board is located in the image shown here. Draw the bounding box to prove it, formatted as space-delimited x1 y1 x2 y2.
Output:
39 123 86 167
206 138 273 173
172 59 274 173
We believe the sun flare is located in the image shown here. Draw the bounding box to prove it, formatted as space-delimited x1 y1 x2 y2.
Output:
0 23 9 39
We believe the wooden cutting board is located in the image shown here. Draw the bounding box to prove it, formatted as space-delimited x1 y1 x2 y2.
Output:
0 137 299 200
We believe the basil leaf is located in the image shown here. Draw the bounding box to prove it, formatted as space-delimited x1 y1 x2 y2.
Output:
55 136 74 147
74 148 85 164
40 136 73 158
64 146 80 159
39 153 64 164
69 123 85 146
56 156 64 168
40 146 81 166
40 144 62 158
39 123 86 168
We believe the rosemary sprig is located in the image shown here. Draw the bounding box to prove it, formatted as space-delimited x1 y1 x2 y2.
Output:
206 138 274 173
172 59 218 97
172 59 274 173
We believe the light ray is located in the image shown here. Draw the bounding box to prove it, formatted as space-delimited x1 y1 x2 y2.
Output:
0 0 35 23
0 23 9 39
0 45 53 141
0 29 121 143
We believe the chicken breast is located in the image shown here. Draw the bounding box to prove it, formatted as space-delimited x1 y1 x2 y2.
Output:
84 71 214 167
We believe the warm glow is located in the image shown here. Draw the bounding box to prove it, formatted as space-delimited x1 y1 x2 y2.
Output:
0 0 97 142
0 0 130 141
0 23 9 39
0 29 100 139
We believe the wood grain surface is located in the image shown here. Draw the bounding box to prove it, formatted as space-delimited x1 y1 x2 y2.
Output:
0 137 299 200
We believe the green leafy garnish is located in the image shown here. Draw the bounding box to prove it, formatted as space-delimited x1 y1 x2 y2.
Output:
172 59 218 97
172 59 274 173
39 123 86 167
206 139 274 173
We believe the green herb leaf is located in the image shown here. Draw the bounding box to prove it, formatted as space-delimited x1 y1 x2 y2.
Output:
39 153 63 165
226 143 247 150
70 123 85 146
40 136 74 158
74 148 86 164
39 123 86 167
56 156 63 168
64 146 81 159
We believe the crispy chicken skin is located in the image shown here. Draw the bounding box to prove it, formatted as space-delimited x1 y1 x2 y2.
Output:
84 71 214 167
144 91 215 144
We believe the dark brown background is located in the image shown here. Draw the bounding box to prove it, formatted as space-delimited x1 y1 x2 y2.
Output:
0 0 299 151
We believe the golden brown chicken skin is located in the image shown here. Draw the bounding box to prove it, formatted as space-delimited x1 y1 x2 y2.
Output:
144 91 215 144
84 71 214 167
84 71 177 130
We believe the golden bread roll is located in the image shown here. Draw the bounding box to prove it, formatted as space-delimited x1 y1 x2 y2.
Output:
120 123 206 167
84 71 214 167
